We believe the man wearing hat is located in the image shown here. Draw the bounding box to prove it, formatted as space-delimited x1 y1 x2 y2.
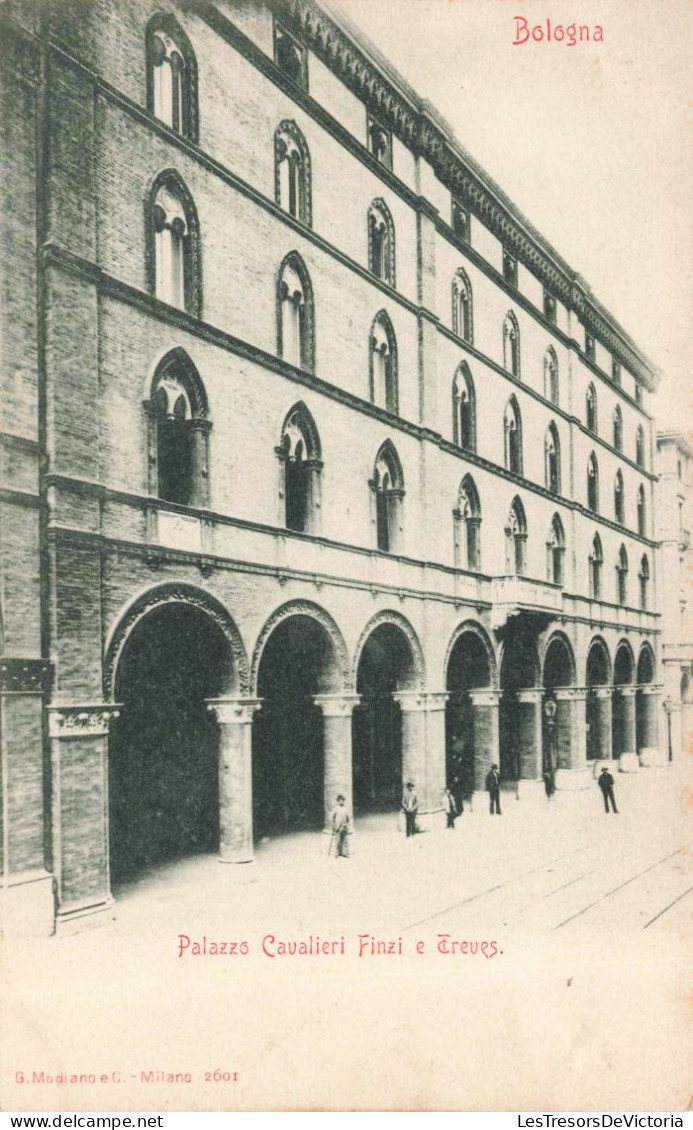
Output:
329 794 351 857
401 781 419 837
598 766 618 813
485 763 502 815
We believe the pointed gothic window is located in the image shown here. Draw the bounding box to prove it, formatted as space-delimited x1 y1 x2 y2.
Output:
452 364 476 452
370 312 398 414
275 121 311 225
278 253 314 372
452 268 473 342
368 200 395 286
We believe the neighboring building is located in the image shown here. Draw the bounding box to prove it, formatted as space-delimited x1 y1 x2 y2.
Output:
0 0 666 936
656 431 692 761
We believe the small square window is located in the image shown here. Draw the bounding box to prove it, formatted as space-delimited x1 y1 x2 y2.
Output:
544 292 556 323
585 331 595 361
367 116 392 170
274 23 307 89
452 200 470 242
503 250 517 287
612 359 621 385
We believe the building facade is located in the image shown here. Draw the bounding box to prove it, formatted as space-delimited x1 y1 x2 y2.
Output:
0 0 666 936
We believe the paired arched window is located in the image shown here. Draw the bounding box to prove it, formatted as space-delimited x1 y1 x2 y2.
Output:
639 554 650 610
616 545 629 606
504 396 522 475
614 470 624 524
547 513 565 586
146 16 198 141
587 452 599 513
148 171 201 315
278 402 322 534
637 484 646 537
544 423 561 494
636 425 646 468
452 268 473 343
371 441 404 554
505 496 527 576
275 121 311 225
544 348 559 405
503 312 520 377
613 405 623 451
145 349 210 508
368 200 395 286
586 383 598 432
277 252 314 372
455 474 481 572
369 311 398 414
452 363 476 452
589 533 603 599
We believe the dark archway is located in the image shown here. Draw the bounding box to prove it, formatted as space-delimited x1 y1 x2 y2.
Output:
636 644 656 756
613 642 635 760
353 620 419 814
110 602 234 885
499 628 539 781
445 626 493 805
542 633 576 775
253 613 340 837
586 638 611 760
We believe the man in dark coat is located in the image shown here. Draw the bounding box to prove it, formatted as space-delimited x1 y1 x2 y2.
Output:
598 766 618 813
485 763 502 815
402 781 418 837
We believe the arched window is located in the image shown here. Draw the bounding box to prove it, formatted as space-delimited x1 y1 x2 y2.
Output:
505 496 527 576
544 422 561 494
637 484 646 537
616 544 628 605
368 199 395 286
275 121 311 225
613 405 623 451
277 252 314 372
547 513 565 586
614 469 624 524
277 402 322 534
145 348 210 508
146 16 198 141
369 311 398 414
586 383 598 432
587 452 599 513
504 396 522 475
544 347 559 405
636 425 646 468
639 554 650 610
148 171 201 315
454 474 481 571
589 533 603 599
503 312 520 377
452 268 473 343
452 363 476 452
371 441 404 554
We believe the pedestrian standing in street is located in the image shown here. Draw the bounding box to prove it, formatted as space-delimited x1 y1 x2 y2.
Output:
442 787 458 830
329 794 351 856
485 763 502 815
598 766 618 813
402 781 418 837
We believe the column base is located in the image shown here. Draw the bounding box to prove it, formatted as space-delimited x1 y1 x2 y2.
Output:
590 758 618 777
516 779 547 802
1 871 55 938
554 768 591 791
218 858 258 882
638 746 667 767
55 897 116 937
618 752 640 773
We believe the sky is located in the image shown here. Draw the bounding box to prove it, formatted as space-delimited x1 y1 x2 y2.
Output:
328 0 693 431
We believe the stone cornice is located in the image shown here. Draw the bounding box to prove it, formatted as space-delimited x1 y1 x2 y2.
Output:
264 0 658 390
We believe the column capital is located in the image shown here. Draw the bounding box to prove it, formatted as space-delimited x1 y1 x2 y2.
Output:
206 697 263 725
468 689 501 707
516 688 543 705
615 685 638 697
554 687 587 702
425 691 450 712
392 691 428 712
592 687 613 700
313 693 361 717
637 683 664 697
48 704 122 738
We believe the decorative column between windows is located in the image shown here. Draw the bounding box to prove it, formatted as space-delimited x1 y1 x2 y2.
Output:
313 694 360 830
552 688 590 790
637 684 665 767
49 704 122 934
613 686 638 773
187 417 212 509
206 698 262 871
467 689 501 796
